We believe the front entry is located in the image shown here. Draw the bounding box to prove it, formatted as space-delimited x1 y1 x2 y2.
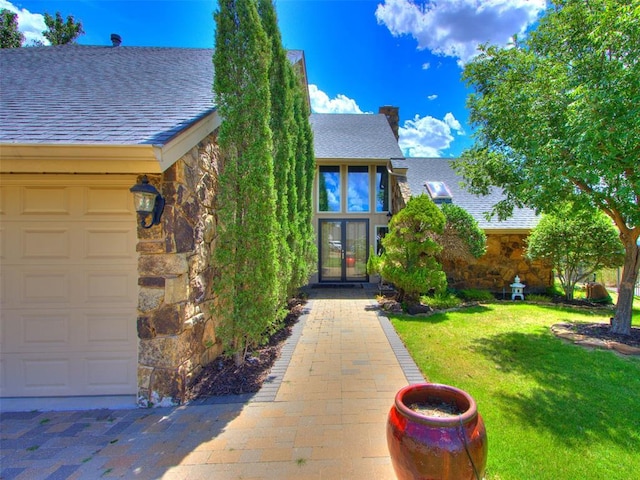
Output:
319 219 369 282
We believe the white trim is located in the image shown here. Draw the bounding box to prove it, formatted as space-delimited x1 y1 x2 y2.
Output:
153 112 221 172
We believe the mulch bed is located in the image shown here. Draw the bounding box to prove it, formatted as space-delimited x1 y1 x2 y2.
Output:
565 322 640 348
552 321 640 355
185 298 306 400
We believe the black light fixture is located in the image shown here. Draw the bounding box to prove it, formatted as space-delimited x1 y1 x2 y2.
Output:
130 176 165 228
387 211 393 218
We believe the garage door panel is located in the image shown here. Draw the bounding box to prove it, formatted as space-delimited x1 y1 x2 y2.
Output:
3 309 135 353
87 313 136 345
22 227 71 259
86 187 134 215
1 353 135 396
86 356 136 392
1 176 138 398
22 186 71 215
2 311 73 353
21 314 71 346
23 358 71 389
84 269 137 304
21 270 71 304
85 227 135 259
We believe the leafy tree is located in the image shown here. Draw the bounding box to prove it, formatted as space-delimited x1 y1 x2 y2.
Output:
1 9 23 48
437 203 487 262
456 0 639 334
212 0 279 366
526 204 624 300
43 11 84 45
379 194 447 304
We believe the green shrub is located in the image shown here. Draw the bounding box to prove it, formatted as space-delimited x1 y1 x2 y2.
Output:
525 294 552 303
456 288 494 302
379 194 447 303
420 292 462 309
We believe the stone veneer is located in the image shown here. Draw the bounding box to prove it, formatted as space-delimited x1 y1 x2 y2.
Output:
440 233 553 295
391 174 553 296
135 133 222 407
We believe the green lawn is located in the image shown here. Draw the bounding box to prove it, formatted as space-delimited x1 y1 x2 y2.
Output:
389 303 640 480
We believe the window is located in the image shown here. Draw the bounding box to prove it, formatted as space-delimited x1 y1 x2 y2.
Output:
318 166 341 212
348 166 369 212
376 165 389 212
426 181 453 204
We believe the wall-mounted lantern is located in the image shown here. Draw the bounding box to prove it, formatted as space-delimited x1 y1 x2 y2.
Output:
130 176 165 228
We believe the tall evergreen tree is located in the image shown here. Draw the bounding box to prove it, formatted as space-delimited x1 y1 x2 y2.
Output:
212 0 279 366
0 9 23 48
291 66 317 289
43 11 84 45
258 0 293 302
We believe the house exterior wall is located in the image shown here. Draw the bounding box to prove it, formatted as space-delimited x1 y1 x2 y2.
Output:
135 133 222 407
310 159 391 283
441 232 553 295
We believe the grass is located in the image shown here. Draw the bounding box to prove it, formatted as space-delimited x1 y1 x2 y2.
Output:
389 302 640 480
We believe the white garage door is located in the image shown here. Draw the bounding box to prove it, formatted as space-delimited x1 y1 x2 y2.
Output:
0 175 138 398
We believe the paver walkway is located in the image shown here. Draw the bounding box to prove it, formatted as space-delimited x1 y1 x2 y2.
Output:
0 287 424 479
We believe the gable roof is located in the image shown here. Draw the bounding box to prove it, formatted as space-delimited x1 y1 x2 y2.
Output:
310 113 403 160
395 157 539 231
0 45 216 146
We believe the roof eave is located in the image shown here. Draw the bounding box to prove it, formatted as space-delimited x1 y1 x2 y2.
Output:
0 143 161 174
0 111 221 174
152 111 221 172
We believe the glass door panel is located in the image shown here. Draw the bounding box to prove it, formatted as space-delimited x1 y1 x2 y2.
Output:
319 219 369 282
345 221 368 281
320 220 343 282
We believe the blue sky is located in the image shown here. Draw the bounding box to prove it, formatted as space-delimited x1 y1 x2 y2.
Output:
4 0 546 158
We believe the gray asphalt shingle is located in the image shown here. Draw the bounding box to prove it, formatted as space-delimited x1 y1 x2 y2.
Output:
0 45 216 146
395 157 539 230
310 113 403 160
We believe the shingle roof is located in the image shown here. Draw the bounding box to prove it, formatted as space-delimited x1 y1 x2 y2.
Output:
310 113 403 160
395 157 539 230
0 45 216 146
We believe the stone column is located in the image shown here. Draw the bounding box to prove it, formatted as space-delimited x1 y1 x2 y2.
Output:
135 135 222 407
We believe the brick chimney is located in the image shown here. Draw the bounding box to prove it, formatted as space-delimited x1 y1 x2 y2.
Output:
379 105 399 141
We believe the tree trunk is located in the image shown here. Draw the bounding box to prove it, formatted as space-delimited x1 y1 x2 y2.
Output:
611 236 640 335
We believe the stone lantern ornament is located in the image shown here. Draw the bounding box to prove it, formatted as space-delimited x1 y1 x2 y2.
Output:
510 275 525 300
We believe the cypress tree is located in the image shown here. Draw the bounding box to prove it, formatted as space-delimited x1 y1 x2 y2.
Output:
258 0 293 304
212 0 279 366
290 66 316 289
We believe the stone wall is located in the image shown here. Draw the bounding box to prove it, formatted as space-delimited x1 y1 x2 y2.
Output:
135 134 222 407
441 232 553 296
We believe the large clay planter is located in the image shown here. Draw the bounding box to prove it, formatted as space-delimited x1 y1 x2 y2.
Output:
387 383 488 480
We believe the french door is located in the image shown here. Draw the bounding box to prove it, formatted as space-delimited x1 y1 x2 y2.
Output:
319 219 369 282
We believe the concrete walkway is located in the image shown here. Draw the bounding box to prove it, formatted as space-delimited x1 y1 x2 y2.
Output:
0 287 424 480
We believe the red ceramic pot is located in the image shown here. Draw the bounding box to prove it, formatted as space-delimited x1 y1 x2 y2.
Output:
387 383 488 480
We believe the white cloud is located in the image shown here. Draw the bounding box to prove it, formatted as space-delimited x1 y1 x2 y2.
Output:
422 62 430 70
1 0 48 45
308 84 366 114
375 0 546 65
427 94 438 101
444 112 464 134
398 112 464 157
